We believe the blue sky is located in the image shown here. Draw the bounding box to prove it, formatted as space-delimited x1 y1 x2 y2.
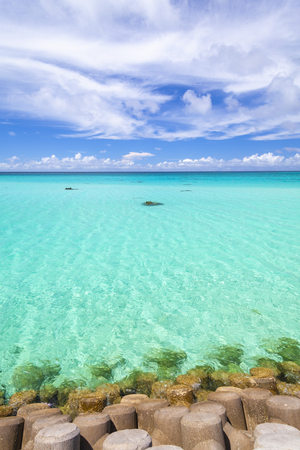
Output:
1 0 300 171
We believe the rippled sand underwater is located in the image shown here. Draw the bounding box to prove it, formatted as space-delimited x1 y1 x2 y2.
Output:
0 172 299 394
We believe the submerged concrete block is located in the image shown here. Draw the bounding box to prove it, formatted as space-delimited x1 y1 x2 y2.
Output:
73 412 110 450
33 423 80 450
241 389 273 430
137 399 169 435
0 416 24 450
103 429 152 450
181 412 226 450
103 404 137 431
266 395 300 430
208 391 246 430
152 406 189 447
190 401 227 427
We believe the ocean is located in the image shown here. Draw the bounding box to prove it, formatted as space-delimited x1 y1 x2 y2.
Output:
0 172 300 394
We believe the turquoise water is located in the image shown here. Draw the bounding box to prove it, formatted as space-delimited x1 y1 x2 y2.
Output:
0 172 300 393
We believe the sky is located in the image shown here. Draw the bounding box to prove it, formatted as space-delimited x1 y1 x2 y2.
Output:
1 0 300 171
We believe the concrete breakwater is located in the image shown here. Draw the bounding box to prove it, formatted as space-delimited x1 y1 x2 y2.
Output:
2 383 300 449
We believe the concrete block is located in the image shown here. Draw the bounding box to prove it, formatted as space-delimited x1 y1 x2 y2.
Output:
33 423 80 450
266 395 300 430
190 402 227 427
181 412 226 450
32 414 71 441
0 416 24 450
73 413 110 450
152 447 183 450
152 406 189 447
254 422 300 440
22 408 62 448
223 422 254 450
103 404 137 431
17 404 50 418
121 395 149 410
241 389 273 430
208 391 246 430
103 429 152 450
137 399 169 435
254 433 300 449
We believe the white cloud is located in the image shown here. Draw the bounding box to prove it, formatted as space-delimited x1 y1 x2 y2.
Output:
75 152 82 159
122 152 155 160
1 1 300 140
8 131 16 136
100 150 107 153
155 147 161 150
1 152 300 172
182 91 212 115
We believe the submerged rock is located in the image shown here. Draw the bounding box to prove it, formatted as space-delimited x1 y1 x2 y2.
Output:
277 380 300 396
150 380 174 399
186 366 211 390
39 384 59 404
136 373 158 396
0 405 13 417
194 389 212 402
142 201 164 206
166 384 194 407
210 371 231 390
9 390 37 410
228 372 251 389
143 348 187 379
95 383 121 405
175 374 201 392
250 367 276 378
278 361 300 384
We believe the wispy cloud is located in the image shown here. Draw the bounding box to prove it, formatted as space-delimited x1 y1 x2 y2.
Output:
1 152 300 172
1 0 300 140
284 147 300 152
8 131 16 136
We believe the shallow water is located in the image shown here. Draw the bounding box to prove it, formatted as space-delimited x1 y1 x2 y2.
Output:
0 172 300 393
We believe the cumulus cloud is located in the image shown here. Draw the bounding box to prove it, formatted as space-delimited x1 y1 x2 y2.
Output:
1 152 300 172
122 152 155 160
183 91 212 115
1 0 300 140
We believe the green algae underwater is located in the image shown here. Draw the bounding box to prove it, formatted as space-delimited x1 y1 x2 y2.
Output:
1 337 300 407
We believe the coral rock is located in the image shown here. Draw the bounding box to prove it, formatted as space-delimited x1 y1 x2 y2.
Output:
278 361 300 384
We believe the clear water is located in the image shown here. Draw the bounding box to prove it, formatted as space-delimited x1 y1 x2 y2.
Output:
0 172 300 393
